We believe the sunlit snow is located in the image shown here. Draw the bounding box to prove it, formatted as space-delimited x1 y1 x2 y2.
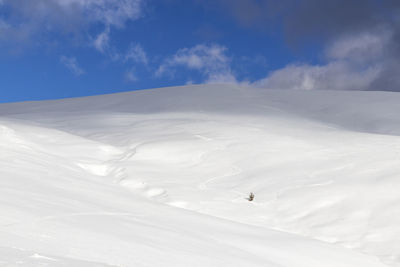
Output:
0 84 398 266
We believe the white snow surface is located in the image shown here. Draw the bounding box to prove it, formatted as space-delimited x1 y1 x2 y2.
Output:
0 84 398 266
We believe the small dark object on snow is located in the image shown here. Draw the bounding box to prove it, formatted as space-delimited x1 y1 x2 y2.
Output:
247 192 255 201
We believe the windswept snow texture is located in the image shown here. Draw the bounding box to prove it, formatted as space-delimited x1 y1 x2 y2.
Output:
0 84 398 266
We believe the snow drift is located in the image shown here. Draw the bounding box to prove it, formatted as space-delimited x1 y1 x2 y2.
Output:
0 84 398 266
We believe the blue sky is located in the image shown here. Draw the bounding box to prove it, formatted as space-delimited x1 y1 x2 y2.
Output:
1 0 400 102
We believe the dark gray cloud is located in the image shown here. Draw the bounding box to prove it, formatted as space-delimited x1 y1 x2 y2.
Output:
283 0 400 45
200 0 400 43
198 0 400 91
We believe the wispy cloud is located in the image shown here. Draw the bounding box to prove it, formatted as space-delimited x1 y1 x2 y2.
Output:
124 68 138 82
93 27 111 54
156 44 237 84
0 18 8 30
60 56 85 76
119 43 149 82
0 0 145 47
125 43 148 65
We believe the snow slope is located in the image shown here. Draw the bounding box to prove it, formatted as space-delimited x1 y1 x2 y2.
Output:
0 84 398 266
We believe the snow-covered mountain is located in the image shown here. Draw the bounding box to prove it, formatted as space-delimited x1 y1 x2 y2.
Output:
0 84 398 266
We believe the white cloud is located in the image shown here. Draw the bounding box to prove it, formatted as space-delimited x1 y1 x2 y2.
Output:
206 72 238 84
5 0 144 28
325 30 391 64
254 62 381 91
60 56 85 76
56 0 143 28
93 37 148 68
125 43 148 65
254 30 391 91
0 0 144 46
157 44 237 84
